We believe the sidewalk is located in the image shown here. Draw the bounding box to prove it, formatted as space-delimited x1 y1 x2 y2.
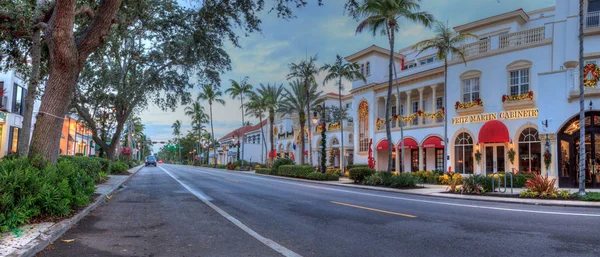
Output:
0 165 144 257
226 169 600 208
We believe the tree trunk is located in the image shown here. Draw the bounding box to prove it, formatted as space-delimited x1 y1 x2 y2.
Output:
306 79 313 167
269 110 274 166
299 112 305 165
338 78 344 174
240 94 245 167
385 31 395 172
18 25 42 157
444 59 448 173
210 103 216 164
579 0 586 195
393 57 404 172
259 115 267 164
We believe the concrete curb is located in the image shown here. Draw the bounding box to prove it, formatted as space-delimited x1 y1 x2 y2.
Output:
9 165 145 257
212 167 600 209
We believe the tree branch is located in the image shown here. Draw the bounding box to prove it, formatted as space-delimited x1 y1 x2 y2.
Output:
75 5 95 19
76 0 124 64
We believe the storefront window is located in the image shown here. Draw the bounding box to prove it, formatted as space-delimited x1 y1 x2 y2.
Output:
435 149 444 171
411 149 418 172
454 132 474 174
518 127 541 174
9 127 20 153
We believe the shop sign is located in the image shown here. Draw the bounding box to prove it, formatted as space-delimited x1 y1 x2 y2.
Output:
452 108 539 125
452 113 497 125
0 112 5 123
499 108 539 120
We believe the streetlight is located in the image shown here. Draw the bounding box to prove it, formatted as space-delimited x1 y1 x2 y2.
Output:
313 103 327 173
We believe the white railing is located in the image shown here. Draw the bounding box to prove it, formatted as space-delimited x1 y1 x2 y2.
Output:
453 39 490 60
587 11 600 28
569 69 599 93
499 27 545 49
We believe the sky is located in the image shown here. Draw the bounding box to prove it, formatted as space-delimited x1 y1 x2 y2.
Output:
141 0 555 153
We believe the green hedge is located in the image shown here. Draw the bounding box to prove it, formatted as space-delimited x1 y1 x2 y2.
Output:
363 172 418 188
216 164 227 169
348 167 375 183
273 158 294 173
347 164 369 170
110 162 129 174
255 168 275 175
58 156 108 183
0 158 96 233
278 165 314 178
306 172 339 181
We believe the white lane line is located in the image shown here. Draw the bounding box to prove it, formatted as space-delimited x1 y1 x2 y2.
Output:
159 166 302 257
190 167 600 217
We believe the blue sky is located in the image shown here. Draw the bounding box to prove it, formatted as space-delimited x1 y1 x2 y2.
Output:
142 0 554 153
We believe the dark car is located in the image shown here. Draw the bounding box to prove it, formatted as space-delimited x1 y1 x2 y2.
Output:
145 156 157 167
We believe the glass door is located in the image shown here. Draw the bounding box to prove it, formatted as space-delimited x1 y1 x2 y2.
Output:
485 146 494 175
484 145 506 175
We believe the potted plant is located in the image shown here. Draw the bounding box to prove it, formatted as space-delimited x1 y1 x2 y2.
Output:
544 151 552 171
474 150 481 165
507 148 516 165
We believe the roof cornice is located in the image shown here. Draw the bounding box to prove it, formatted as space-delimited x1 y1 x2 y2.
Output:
453 9 530 33
344 45 405 62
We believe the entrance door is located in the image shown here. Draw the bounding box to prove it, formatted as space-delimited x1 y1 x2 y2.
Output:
484 145 506 175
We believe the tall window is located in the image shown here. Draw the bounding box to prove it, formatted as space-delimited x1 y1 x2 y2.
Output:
12 83 26 115
358 101 369 152
435 149 444 171
436 96 443 123
411 101 419 125
411 149 419 172
8 126 20 153
454 132 474 174
366 62 371 75
518 127 541 174
462 78 480 103
391 104 397 128
360 64 365 76
510 68 530 96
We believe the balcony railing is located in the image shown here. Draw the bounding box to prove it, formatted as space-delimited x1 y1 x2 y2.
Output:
499 27 545 49
567 69 600 100
453 39 490 60
587 11 600 28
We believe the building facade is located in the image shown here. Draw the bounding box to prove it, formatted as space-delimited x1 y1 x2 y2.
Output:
215 120 269 164
0 70 29 157
344 0 600 188
59 114 95 156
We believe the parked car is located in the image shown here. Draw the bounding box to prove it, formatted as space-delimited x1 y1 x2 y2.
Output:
145 156 157 167
158 160 164 164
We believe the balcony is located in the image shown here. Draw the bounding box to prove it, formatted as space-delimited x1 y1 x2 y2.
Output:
587 11 600 28
451 27 549 63
568 69 600 100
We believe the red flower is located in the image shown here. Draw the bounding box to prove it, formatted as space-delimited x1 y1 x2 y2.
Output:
502 95 507 103
455 101 460 109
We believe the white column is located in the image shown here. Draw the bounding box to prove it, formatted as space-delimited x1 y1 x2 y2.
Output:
418 87 424 125
406 91 411 127
395 147 400 172
419 146 424 171
431 84 437 124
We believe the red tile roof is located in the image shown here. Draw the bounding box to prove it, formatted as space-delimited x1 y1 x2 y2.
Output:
218 120 268 142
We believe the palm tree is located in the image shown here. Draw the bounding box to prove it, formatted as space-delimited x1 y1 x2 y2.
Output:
287 55 321 165
412 21 476 173
280 80 323 165
172 120 182 163
198 84 226 164
226 77 253 168
246 92 269 164
578 0 586 195
322 55 366 173
356 0 433 172
256 83 284 165
185 101 209 160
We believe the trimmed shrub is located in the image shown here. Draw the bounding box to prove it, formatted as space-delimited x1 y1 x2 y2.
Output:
363 172 418 188
411 171 435 184
325 168 341 175
110 162 129 174
390 173 418 188
255 168 273 175
278 165 314 178
347 164 369 170
58 156 105 183
460 175 492 194
216 164 227 169
306 172 339 181
273 158 294 173
348 167 375 183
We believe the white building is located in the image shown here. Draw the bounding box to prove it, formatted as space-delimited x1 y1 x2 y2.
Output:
0 70 28 157
215 120 269 164
344 0 600 188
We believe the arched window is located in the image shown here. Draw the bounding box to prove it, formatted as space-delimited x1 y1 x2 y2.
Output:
454 132 474 174
518 127 541 173
366 62 371 75
332 138 340 146
358 101 369 152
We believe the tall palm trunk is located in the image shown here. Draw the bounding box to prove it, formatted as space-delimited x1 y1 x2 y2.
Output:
269 109 275 166
444 59 448 173
299 113 306 165
384 29 395 172
578 0 586 195
259 115 266 163
306 82 313 166
240 93 245 167
393 62 404 172
210 102 216 164
338 78 345 173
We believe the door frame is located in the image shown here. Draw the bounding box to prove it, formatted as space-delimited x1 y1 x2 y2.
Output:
483 143 506 175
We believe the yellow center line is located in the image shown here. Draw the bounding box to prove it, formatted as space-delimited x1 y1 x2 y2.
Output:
224 178 239 183
331 201 416 218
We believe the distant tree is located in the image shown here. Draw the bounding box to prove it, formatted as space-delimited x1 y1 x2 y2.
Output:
198 84 225 164
226 77 253 166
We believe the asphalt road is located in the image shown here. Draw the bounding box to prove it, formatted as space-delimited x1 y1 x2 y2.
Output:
41 164 600 257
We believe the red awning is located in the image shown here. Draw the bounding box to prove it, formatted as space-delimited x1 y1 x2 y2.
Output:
397 138 419 149
422 136 443 149
478 120 509 143
376 140 395 151
304 150 308 156
268 149 277 158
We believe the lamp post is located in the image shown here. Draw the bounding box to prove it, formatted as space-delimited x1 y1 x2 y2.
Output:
313 103 327 173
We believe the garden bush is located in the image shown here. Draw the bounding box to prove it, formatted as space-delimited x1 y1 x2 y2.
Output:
306 172 339 181
524 173 557 195
58 156 105 183
348 167 375 183
362 172 418 188
579 192 600 201
487 173 529 188
110 161 129 174
216 164 227 169
272 158 294 173
0 158 96 233
347 164 369 170
411 171 435 184
390 173 419 188
278 165 314 178
460 175 492 194
255 168 274 175
325 168 341 175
